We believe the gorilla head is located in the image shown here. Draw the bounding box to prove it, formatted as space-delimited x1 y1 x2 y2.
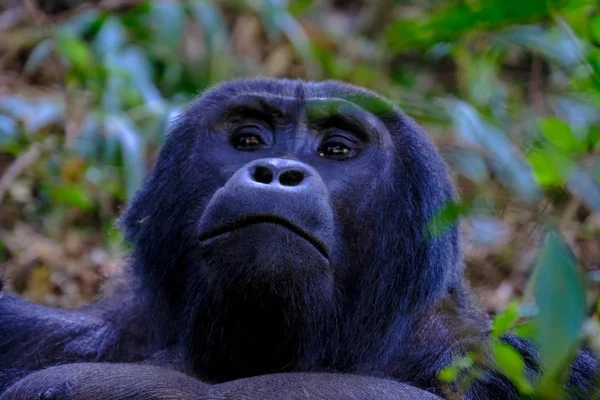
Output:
119 78 461 382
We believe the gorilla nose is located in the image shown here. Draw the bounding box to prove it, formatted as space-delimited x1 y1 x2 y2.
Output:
245 159 314 189
199 157 334 259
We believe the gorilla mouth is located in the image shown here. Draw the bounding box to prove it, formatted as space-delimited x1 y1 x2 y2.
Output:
199 215 330 260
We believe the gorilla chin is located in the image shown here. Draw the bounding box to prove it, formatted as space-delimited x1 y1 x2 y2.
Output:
190 218 337 382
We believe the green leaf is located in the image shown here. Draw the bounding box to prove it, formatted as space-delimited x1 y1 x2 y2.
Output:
385 0 565 51
54 29 95 73
491 301 520 338
48 184 93 210
438 354 474 383
492 341 534 394
539 117 584 154
526 148 573 187
439 366 458 382
590 14 600 44
425 201 467 239
514 322 536 339
288 0 314 16
529 232 586 389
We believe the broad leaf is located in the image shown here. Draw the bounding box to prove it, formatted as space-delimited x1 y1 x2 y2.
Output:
529 232 586 392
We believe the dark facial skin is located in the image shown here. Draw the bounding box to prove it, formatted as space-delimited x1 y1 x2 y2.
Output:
0 79 597 400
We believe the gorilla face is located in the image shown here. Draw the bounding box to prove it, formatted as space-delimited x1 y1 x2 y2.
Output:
120 79 459 381
195 94 394 282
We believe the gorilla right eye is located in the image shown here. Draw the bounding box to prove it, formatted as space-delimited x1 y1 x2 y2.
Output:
231 133 265 151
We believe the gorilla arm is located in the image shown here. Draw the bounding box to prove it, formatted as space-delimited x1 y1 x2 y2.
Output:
1 363 442 400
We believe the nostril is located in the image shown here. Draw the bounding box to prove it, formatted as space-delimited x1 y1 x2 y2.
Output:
252 166 274 184
279 170 305 187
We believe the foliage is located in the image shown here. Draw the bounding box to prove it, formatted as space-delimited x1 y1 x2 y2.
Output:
1 0 600 398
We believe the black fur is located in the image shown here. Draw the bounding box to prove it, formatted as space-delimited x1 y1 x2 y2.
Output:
0 78 596 399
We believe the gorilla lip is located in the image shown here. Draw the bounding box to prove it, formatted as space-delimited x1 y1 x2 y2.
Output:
199 214 329 260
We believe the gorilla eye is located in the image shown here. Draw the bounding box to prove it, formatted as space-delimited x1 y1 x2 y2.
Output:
318 136 357 160
231 127 266 151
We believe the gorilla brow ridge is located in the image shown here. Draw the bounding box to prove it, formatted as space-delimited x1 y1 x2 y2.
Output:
211 94 286 127
205 92 387 144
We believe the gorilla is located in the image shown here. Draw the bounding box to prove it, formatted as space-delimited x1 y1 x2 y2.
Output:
0 78 596 399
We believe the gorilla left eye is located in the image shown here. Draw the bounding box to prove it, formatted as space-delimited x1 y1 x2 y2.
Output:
318 140 356 160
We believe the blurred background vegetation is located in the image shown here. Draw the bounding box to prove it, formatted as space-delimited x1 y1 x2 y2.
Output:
0 0 599 398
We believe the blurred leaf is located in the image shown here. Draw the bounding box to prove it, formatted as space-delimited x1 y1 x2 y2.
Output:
386 0 565 51
464 216 512 248
567 167 600 214
426 201 468 238
554 96 600 144
0 96 31 120
24 40 54 75
0 115 18 147
539 117 585 154
94 17 127 59
456 49 504 108
591 14 600 44
54 29 95 74
527 148 573 187
59 9 103 36
0 96 64 134
48 184 93 210
529 232 586 392
119 47 164 110
492 340 534 394
445 100 541 201
492 301 520 338
438 354 474 383
75 113 102 159
147 1 185 58
190 0 233 82
260 0 319 77
105 115 146 200
556 17 600 91
514 322 536 338
25 100 65 134
288 0 314 16
494 26 582 69
438 365 458 383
